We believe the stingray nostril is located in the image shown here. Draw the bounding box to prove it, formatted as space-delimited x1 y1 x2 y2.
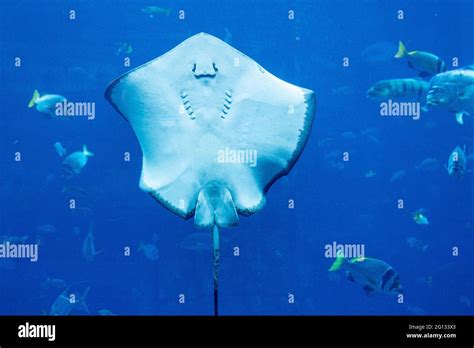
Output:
192 63 196 73
213 63 218 72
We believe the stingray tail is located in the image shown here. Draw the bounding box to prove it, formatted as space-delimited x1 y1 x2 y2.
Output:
212 224 220 316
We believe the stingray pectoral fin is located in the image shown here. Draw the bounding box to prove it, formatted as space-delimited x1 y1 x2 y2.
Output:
195 182 239 229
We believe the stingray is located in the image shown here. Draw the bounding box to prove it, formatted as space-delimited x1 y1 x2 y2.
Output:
105 32 316 315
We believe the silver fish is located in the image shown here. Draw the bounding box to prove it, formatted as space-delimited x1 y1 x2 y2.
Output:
50 286 90 316
446 145 467 177
82 223 102 263
62 145 94 176
367 78 429 101
427 65 474 125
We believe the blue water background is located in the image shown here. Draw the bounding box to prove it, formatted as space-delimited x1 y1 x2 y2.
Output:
0 0 473 315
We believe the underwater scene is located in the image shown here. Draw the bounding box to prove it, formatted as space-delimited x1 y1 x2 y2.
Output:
0 0 473 316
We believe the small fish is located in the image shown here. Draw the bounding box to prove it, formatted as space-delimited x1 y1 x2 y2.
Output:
141 6 171 18
28 89 66 117
365 170 376 178
317 137 335 148
406 305 427 315
416 275 433 288
459 295 471 308
389 169 406 183
331 85 354 97
41 277 67 290
0 234 28 243
50 286 90 316
62 145 94 176
426 65 474 125
328 255 403 296
180 232 212 253
61 185 88 198
340 131 357 140
82 223 103 263
36 224 57 235
416 158 440 172
446 145 468 177
138 242 159 261
412 209 429 225
116 41 133 56
394 41 446 77
361 41 399 63
406 237 428 253
98 309 117 316
53 142 67 157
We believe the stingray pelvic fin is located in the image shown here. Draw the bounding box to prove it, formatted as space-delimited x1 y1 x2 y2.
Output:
194 182 239 229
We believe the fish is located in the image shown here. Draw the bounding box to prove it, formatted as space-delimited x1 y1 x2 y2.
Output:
138 241 159 261
426 65 474 125
41 277 67 290
0 234 28 243
115 41 133 56
367 78 429 104
98 309 117 316
317 137 335 148
61 185 88 198
415 158 440 172
180 232 212 253
406 305 427 315
361 41 399 63
50 286 90 316
446 145 468 177
141 6 171 18
459 295 471 308
394 41 446 77
406 237 428 252
412 209 429 225
328 255 403 296
72 226 81 236
62 145 94 176
53 142 67 157
105 32 316 316
36 224 57 235
82 223 103 263
365 170 376 178
28 89 66 117
389 169 406 183
340 131 357 140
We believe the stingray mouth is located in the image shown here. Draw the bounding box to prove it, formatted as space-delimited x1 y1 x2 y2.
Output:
192 62 218 79
180 89 233 120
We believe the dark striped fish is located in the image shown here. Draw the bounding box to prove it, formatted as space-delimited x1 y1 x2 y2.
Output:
367 78 429 101
329 256 403 296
